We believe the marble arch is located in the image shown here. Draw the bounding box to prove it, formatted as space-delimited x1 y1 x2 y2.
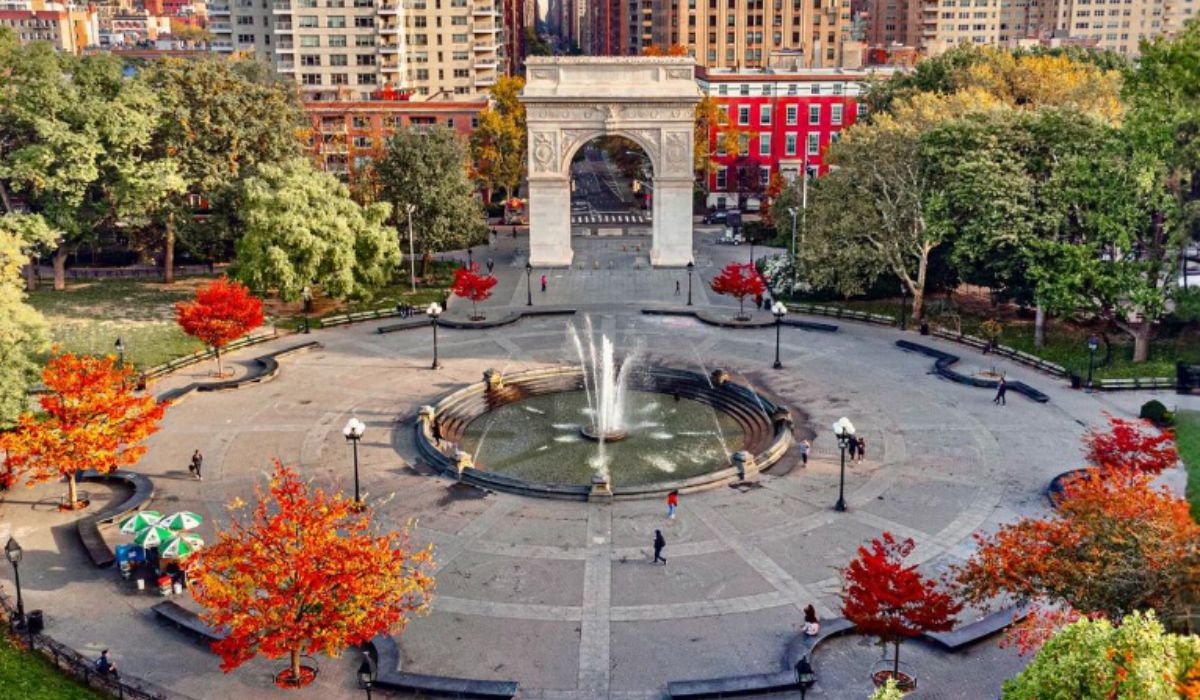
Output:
520 57 701 267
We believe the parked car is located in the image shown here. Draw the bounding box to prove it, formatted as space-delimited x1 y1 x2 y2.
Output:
704 210 729 225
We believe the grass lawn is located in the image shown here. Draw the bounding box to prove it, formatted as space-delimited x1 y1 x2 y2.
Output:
0 636 107 700
1176 410 1200 522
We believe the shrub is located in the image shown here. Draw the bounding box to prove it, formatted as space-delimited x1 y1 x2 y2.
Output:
1140 399 1175 427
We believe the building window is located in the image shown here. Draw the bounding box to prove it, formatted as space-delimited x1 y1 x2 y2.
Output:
760 105 771 125
453 68 469 77
786 104 797 124
357 73 377 84
302 73 322 84
327 15 346 27
300 54 320 65
298 15 318 27
716 134 726 156
738 133 749 155
356 54 376 65
300 35 320 46
718 84 728 95
452 32 468 42
809 104 820 124
831 104 843 125
785 132 797 155
353 135 372 147
759 133 770 156
329 34 347 46
759 166 770 186
237 33 255 42
738 105 750 125
807 132 819 155
451 15 467 24
352 116 368 128
716 167 727 189
355 35 375 46
330 73 348 84
330 54 347 65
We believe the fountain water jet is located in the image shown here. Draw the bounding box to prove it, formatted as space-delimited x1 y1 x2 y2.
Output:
568 319 636 444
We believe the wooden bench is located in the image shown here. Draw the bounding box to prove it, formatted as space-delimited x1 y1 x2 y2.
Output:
152 601 226 644
368 635 518 698
1095 377 1175 391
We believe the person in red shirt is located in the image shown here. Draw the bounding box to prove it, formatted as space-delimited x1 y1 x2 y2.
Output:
667 490 679 519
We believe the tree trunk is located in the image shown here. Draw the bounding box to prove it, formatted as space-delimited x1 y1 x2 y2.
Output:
163 221 175 284
24 256 36 292
52 246 67 291
1131 321 1151 363
67 472 77 509
910 289 924 324
290 648 301 682
1034 304 1046 348
214 346 223 377
421 251 433 277
893 639 901 679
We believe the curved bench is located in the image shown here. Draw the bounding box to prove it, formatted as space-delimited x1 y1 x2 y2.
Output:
368 634 518 698
1046 467 1095 508
75 469 155 568
378 307 577 334
924 606 1031 651
152 601 227 645
641 307 838 333
157 341 322 403
895 340 1049 403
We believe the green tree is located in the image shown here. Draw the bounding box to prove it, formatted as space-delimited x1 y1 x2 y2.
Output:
0 214 50 425
375 126 488 272
1003 612 1200 700
138 57 302 282
230 158 399 301
470 76 526 203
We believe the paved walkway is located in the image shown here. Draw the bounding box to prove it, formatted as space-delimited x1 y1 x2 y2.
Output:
1 236 1195 700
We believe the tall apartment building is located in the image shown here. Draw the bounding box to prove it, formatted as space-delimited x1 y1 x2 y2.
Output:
210 0 506 99
867 0 1195 57
0 0 97 53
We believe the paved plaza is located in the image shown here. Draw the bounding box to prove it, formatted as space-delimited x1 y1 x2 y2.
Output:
1 235 1195 700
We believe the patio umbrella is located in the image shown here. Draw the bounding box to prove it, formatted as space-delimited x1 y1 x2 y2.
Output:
159 533 203 559
132 524 176 549
117 510 162 534
159 511 203 531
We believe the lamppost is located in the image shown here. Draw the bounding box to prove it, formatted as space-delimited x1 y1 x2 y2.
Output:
427 302 443 370
787 207 798 300
467 247 474 269
114 337 125 368
405 203 417 294
301 285 312 334
357 651 375 700
525 262 533 307
833 417 856 512
772 301 787 369
899 283 909 331
343 417 365 507
795 657 816 699
5 537 26 645
1086 334 1100 390
686 261 694 307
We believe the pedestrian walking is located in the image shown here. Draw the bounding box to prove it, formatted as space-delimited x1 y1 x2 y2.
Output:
189 449 203 480
652 530 667 564
540 274 547 293
486 258 494 274
993 376 1007 405
798 439 810 467
847 434 859 461
94 650 118 678
513 225 518 238
667 490 678 519
675 280 681 296
803 605 820 636
856 437 866 463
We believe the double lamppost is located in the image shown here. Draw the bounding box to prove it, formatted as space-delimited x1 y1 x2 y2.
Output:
5 537 30 647
833 417 856 512
427 302 443 370
525 262 533 307
686 261 695 306
114 337 126 368
1086 334 1100 390
357 651 376 700
771 301 787 369
343 417 365 507
301 285 312 334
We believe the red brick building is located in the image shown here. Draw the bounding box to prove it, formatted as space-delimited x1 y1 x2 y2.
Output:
698 66 895 211
303 98 486 184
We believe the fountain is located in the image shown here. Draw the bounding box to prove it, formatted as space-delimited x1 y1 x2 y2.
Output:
569 319 634 443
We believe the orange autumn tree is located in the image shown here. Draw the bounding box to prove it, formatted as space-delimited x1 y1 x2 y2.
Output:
956 470 1200 644
188 461 435 687
175 277 265 377
841 532 961 687
0 352 166 509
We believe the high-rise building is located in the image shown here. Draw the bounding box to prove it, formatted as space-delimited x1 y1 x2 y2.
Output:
211 0 506 100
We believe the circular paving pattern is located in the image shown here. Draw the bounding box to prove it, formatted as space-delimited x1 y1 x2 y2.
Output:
0 306 1184 700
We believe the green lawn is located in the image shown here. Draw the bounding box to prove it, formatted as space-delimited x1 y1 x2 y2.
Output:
1177 410 1200 522
0 636 107 700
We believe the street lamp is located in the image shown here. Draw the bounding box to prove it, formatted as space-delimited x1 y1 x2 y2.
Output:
5 537 26 644
301 285 312 334
686 261 695 307
114 337 125 368
343 417 365 507
787 207 798 300
1086 334 1100 389
525 262 533 307
772 301 787 369
833 417 856 512
795 657 816 700
405 203 417 294
899 283 909 331
427 302 443 370
467 247 474 269
357 651 375 700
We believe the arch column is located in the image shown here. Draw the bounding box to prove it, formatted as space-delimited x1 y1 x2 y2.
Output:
650 176 695 267
528 175 573 267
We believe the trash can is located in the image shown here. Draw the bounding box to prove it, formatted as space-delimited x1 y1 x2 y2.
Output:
919 321 930 336
1070 373 1082 390
26 610 44 635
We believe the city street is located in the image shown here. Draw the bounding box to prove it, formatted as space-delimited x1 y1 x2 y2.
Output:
570 143 650 226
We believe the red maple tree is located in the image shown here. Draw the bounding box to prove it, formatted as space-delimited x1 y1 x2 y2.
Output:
840 532 961 685
956 471 1200 647
0 352 166 509
188 461 435 687
450 263 498 320
1083 413 1177 477
710 262 766 320
175 277 265 377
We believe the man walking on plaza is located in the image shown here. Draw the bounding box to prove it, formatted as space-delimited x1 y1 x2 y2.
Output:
652 530 667 564
994 376 1007 406
189 449 203 480
667 490 678 519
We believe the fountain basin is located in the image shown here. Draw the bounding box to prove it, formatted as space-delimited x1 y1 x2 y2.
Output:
414 366 794 500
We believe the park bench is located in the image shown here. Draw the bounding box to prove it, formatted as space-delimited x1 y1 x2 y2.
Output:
75 469 156 568
1094 376 1175 391
368 635 517 698
151 601 226 644
895 340 1050 403
786 303 897 326
924 606 1029 651
77 517 115 568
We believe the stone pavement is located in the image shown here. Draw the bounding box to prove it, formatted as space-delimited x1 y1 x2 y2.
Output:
1 239 1195 700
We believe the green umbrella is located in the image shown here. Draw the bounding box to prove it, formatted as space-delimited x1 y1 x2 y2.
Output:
160 533 203 559
117 510 162 534
132 524 175 548
159 511 203 531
